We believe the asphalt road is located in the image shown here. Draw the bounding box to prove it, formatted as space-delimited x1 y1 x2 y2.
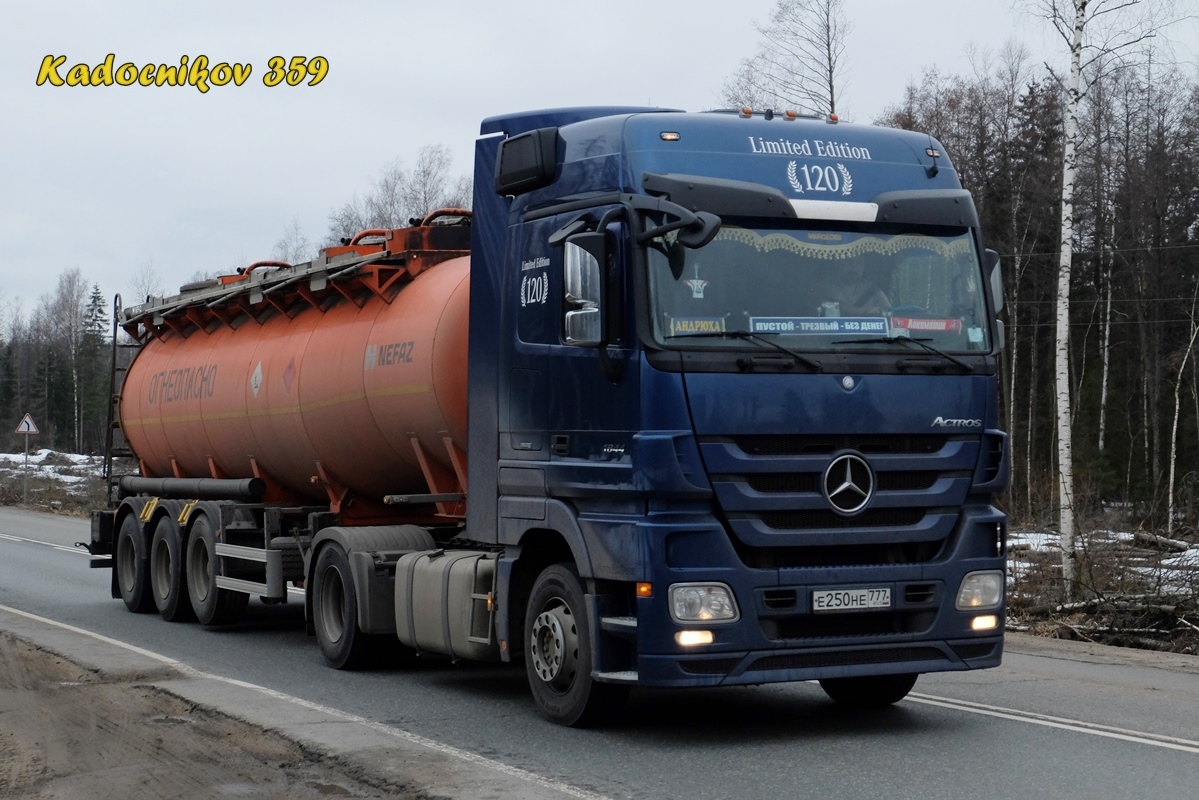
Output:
2 506 1198 800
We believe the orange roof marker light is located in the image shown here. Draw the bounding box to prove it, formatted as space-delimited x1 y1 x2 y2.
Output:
828 113 840 123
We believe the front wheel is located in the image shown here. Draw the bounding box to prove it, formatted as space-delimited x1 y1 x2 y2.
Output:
524 564 627 726
819 673 918 707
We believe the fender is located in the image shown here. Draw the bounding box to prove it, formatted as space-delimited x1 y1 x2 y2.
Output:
305 525 436 636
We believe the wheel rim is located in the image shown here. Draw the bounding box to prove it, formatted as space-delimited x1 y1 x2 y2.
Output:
319 564 346 644
117 531 137 595
189 536 212 603
151 536 172 601
530 600 578 692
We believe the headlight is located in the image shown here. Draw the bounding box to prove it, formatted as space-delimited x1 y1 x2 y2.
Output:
956 571 1004 610
669 583 739 622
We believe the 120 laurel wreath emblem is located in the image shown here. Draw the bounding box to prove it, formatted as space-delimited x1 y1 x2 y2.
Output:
36 55 329 92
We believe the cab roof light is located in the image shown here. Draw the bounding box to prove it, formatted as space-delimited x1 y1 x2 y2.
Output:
740 107 753 118
784 110 798 121
660 131 680 141
828 113 840 123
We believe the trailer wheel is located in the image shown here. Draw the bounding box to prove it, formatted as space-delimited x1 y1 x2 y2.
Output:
150 515 195 622
819 673 918 707
524 564 627 726
186 510 248 625
312 543 369 669
116 514 154 613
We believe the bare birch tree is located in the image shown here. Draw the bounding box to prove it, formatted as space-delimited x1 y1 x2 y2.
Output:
1167 286 1199 537
1032 0 1175 599
128 257 163 304
272 216 314 265
720 0 851 115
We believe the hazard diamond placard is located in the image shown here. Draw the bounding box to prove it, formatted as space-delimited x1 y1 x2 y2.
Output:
14 413 38 434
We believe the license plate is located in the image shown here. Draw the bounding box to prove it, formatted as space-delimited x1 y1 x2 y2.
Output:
812 587 891 613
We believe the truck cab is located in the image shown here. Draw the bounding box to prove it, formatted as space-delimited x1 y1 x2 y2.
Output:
470 107 1008 723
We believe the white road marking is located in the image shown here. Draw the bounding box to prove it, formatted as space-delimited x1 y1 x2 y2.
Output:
908 692 1199 754
0 604 615 800
0 532 90 555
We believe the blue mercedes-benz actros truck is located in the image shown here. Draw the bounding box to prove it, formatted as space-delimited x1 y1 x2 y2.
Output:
97 106 1008 727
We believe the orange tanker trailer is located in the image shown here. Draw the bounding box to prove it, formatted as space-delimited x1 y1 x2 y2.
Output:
118 211 472 522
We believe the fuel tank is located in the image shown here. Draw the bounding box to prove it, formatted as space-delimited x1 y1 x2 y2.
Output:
119 255 470 506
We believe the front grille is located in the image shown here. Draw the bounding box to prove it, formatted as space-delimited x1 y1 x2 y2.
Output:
750 646 947 672
701 432 977 568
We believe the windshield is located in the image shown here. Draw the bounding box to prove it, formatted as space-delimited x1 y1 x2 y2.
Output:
647 223 990 353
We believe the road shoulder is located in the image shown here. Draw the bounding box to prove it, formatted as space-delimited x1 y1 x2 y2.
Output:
0 605 610 800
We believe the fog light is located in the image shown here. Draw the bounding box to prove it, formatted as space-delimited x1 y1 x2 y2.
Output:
669 583 739 622
675 630 715 646
972 614 999 631
956 571 1004 610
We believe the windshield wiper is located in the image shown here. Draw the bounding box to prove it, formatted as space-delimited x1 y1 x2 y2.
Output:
665 330 823 372
832 335 975 373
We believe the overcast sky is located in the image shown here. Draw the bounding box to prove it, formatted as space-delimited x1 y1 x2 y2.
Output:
2 1 1196 318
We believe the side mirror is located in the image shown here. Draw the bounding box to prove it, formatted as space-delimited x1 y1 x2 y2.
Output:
985 248 1003 313
564 232 606 347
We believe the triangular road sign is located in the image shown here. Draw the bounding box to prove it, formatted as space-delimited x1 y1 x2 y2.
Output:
15 413 38 434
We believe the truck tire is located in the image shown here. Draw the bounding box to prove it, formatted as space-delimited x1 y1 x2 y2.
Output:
312 542 370 669
524 564 627 726
819 673 918 707
150 515 194 622
185 509 248 625
115 514 154 613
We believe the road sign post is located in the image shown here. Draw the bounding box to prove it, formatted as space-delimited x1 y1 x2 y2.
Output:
14 414 39 505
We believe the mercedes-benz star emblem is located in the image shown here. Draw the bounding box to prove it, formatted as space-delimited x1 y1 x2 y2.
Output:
822 453 874 515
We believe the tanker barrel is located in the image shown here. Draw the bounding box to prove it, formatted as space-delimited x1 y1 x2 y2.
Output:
118 476 266 501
